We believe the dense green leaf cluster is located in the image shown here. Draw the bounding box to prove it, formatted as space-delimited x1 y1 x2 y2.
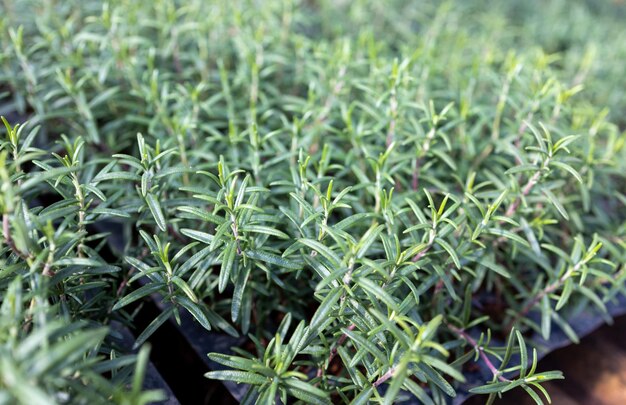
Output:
0 120 163 404
1 0 625 404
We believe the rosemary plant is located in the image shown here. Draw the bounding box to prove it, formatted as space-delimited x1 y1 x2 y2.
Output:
1 0 625 404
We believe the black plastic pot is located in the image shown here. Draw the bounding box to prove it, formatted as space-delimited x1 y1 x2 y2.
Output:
452 295 626 404
110 322 179 404
114 225 626 404
132 280 246 404
141 293 626 404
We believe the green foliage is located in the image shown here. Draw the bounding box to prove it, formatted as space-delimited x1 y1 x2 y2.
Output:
1 0 626 403
0 120 164 402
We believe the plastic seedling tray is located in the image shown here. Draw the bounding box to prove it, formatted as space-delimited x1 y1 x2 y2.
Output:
110 322 180 404
138 286 625 404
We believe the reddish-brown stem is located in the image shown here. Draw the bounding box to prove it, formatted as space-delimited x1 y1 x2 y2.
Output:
373 367 395 387
433 279 445 295
317 232 431 380
411 244 431 262
230 213 242 255
448 324 509 382
116 267 135 300
317 323 356 378
506 258 581 332
3 213 30 260
42 261 55 277
172 41 183 77
504 166 543 218
411 231 436 263
513 113 534 165
308 66 347 154
412 127 436 191
3 213 54 276
412 157 422 191
167 224 188 244
386 92 397 148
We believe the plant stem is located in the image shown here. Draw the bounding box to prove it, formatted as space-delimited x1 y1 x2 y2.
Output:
491 75 512 143
319 231 435 378
2 213 30 260
317 323 356 378
308 66 346 154
504 155 551 219
71 173 86 257
386 89 397 148
447 324 509 382
506 257 582 332
230 212 242 255
412 126 436 191
412 229 436 262
373 366 395 387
